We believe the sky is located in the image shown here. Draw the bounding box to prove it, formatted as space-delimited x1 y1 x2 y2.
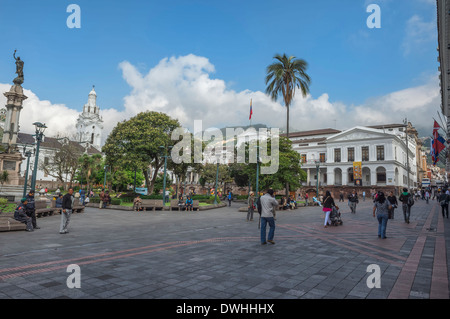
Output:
0 0 442 143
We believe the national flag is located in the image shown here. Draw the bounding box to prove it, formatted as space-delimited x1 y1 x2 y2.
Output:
249 99 253 120
433 120 441 139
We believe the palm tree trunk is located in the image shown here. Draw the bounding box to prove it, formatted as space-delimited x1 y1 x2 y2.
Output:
286 104 290 198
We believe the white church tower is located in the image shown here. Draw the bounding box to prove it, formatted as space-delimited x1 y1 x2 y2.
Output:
76 86 104 150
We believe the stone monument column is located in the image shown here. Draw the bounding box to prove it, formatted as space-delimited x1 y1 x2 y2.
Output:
0 50 27 186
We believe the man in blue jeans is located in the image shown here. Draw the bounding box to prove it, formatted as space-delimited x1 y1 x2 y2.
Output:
260 189 279 245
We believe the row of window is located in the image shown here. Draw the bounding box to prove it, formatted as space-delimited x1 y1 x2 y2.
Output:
301 146 385 163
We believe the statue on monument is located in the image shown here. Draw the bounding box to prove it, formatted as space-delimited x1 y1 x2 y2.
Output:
13 49 24 85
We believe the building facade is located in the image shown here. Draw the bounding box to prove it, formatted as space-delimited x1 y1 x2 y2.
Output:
289 124 419 194
75 86 104 150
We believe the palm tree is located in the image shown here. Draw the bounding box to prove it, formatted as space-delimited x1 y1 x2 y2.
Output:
265 53 311 138
265 54 311 197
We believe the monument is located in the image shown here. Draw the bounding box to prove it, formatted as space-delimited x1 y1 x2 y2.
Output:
0 50 27 186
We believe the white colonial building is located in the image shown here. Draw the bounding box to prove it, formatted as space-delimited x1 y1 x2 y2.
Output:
15 87 104 188
289 123 418 190
76 86 104 149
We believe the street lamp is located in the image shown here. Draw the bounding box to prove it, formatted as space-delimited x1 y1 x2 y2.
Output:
103 165 109 190
22 144 33 197
254 145 261 201
315 159 320 199
214 153 220 205
30 122 47 192
159 145 173 205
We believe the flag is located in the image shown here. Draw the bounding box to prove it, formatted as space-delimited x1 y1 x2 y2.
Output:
431 119 446 165
249 99 253 120
433 120 441 139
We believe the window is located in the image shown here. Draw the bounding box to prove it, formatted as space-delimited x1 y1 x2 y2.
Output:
362 146 369 161
347 147 355 162
301 154 307 163
334 149 341 162
376 146 385 161
320 153 326 163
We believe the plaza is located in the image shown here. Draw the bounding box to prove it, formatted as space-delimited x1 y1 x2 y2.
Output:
0 198 449 300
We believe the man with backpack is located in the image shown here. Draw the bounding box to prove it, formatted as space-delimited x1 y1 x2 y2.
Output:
438 189 449 219
399 188 414 224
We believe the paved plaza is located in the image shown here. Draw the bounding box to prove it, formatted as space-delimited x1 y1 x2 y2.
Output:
0 198 449 301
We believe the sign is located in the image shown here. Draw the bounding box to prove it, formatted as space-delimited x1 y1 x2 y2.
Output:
353 161 362 186
135 187 148 195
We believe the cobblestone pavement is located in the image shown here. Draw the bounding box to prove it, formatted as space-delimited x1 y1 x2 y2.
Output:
0 197 449 300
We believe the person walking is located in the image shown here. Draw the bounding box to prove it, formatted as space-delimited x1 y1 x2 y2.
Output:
363 191 366 202
322 191 335 228
439 189 449 219
425 190 430 204
339 191 344 202
399 188 413 224
387 191 398 220
14 198 33 232
373 191 392 239
60 188 74 234
348 189 359 214
227 191 232 207
260 189 279 245
247 192 255 221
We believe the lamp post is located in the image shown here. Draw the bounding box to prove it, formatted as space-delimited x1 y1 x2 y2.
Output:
255 146 261 200
404 118 410 189
315 160 320 199
22 144 33 197
214 153 220 205
30 122 47 192
160 145 172 205
103 165 108 190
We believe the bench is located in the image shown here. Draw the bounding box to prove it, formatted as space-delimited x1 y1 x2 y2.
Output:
184 200 200 211
72 198 85 213
35 200 60 218
170 199 181 211
140 199 165 211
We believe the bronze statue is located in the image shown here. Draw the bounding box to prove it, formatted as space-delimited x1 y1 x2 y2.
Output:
13 49 24 85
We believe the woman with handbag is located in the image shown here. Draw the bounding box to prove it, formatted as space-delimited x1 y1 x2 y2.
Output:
387 191 398 219
322 191 335 228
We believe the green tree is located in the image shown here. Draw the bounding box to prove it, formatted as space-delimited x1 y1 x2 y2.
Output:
78 153 103 190
265 53 311 138
265 53 310 197
102 111 180 194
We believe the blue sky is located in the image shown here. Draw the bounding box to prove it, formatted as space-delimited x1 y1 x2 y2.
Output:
0 0 441 138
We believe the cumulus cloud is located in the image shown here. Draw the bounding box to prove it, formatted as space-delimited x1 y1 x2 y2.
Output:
402 14 437 56
0 54 440 146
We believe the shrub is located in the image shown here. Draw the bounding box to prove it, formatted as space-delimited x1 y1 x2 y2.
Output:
111 199 121 205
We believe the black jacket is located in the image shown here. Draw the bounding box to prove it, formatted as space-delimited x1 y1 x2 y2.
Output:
62 193 74 209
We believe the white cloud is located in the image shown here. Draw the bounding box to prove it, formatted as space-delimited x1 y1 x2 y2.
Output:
0 54 440 147
402 14 437 56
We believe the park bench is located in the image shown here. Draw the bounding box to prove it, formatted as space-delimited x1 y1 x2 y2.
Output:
35 200 59 218
72 200 85 214
140 199 165 211
170 200 181 211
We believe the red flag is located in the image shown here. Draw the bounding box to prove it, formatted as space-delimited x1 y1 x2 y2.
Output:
433 120 441 139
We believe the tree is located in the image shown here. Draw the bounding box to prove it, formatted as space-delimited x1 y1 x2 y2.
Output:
78 153 103 190
265 53 311 138
235 137 306 194
41 142 81 186
265 53 311 197
102 111 181 194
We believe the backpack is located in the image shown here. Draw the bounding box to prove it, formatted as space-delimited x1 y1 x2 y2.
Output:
256 196 262 215
407 195 414 207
